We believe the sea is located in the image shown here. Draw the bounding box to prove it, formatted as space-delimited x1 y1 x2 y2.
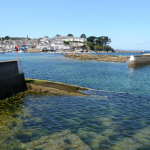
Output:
0 52 150 150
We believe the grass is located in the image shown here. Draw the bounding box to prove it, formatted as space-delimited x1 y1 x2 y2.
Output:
25 78 46 83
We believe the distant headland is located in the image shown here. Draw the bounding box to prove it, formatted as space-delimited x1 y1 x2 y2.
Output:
115 49 144 53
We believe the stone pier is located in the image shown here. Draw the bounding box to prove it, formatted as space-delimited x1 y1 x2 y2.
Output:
0 60 27 99
128 54 150 67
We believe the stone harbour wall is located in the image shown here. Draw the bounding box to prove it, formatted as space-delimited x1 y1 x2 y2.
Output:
0 60 27 99
128 55 150 67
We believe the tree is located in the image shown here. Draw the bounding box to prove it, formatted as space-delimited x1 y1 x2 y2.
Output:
94 36 111 46
81 44 87 50
87 36 96 44
95 37 102 46
5 36 10 40
84 41 94 50
56 34 61 37
101 36 111 46
67 34 73 36
80 34 86 38
94 45 102 51
64 41 70 45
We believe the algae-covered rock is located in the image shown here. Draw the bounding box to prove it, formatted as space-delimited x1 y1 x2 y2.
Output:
103 128 118 138
0 102 37 149
26 136 50 147
76 128 89 138
77 127 109 150
50 129 71 139
112 137 142 150
66 117 82 126
89 133 108 150
64 53 129 63
65 133 91 150
26 129 91 150
99 116 113 126
133 126 150 147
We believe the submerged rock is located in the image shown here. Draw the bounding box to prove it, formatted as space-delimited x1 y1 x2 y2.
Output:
26 129 91 150
112 137 142 150
99 116 113 126
103 128 118 138
77 127 109 150
133 126 150 147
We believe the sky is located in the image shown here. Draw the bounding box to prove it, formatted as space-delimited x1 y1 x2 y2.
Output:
0 0 150 50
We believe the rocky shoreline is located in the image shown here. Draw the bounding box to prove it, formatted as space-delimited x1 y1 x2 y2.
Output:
65 53 130 62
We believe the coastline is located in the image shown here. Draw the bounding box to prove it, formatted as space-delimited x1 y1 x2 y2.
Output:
115 50 144 53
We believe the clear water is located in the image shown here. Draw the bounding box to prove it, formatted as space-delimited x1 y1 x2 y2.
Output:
1 52 150 96
0 53 150 149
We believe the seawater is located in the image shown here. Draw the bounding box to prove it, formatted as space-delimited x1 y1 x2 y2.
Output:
0 53 150 149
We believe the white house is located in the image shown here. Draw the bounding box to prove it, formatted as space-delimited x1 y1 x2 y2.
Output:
36 35 85 50
52 36 86 42
70 42 84 47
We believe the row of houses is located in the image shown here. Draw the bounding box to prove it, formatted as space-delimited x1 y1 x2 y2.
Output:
0 35 86 50
0 36 37 49
37 36 85 50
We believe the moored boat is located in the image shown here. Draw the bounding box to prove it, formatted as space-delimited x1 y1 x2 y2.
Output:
5 50 12 53
8 50 12 53
18 50 24 53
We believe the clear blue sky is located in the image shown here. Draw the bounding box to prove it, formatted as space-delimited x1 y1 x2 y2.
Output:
0 0 150 50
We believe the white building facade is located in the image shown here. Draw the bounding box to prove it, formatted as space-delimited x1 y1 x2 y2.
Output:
37 36 86 50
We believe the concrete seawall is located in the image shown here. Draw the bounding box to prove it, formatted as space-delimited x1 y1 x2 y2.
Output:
128 55 150 67
25 78 89 96
0 60 27 99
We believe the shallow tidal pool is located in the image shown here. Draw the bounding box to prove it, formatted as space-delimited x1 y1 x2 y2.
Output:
1 90 150 150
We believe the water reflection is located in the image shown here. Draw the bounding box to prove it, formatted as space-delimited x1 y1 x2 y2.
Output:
129 67 135 74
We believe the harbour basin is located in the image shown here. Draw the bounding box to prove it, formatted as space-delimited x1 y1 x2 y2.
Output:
0 52 150 149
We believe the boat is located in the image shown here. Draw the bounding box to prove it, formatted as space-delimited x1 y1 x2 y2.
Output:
5 50 12 53
18 50 24 53
8 50 12 53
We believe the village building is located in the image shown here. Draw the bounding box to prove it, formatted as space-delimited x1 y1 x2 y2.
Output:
37 35 85 50
0 35 86 51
